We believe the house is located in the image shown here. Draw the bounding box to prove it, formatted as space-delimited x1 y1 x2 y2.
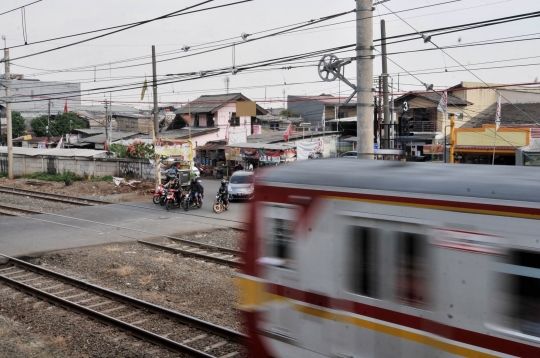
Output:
287 94 357 126
165 93 268 147
113 113 153 134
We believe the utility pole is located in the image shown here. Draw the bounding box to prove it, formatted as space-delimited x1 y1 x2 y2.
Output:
47 100 51 143
4 48 13 179
356 0 374 159
151 45 160 187
381 19 391 149
104 99 108 147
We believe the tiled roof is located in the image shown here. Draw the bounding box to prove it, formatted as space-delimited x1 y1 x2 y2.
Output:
394 92 471 106
175 93 268 115
466 102 540 128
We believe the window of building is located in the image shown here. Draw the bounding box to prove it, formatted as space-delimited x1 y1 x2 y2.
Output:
500 250 540 337
230 112 240 127
396 233 428 308
347 226 378 298
131 121 135 128
267 218 294 263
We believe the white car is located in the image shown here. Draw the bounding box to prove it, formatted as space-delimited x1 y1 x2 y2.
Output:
191 164 200 177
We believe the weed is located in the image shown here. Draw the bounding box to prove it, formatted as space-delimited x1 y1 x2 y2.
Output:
154 255 173 263
91 175 113 182
115 266 134 277
138 274 154 286
22 171 82 182
104 246 122 253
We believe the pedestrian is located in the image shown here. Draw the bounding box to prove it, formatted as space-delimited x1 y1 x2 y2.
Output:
248 162 253 171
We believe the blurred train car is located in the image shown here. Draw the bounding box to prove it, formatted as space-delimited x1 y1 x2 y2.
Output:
238 159 540 357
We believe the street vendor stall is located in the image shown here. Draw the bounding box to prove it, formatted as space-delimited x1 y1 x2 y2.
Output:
224 142 296 175
155 138 194 185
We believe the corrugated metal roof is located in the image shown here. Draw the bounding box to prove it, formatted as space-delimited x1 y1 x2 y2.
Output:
80 131 138 144
0 147 108 157
394 92 471 106
226 142 295 150
158 127 219 139
247 131 340 144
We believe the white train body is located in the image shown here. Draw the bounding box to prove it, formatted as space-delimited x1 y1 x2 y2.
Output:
240 160 540 357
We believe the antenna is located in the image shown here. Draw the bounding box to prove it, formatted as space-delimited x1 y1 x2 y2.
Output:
223 76 230 94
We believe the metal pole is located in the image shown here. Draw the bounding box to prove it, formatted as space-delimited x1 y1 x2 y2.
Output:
104 99 108 146
381 20 391 149
356 0 374 159
47 99 51 143
151 46 160 188
109 92 112 144
492 127 497 165
449 114 455 163
4 48 13 180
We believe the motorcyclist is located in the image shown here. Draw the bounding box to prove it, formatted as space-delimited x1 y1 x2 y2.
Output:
218 179 229 208
190 177 204 206
169 178 181 204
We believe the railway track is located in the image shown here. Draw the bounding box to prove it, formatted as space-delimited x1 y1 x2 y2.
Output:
138 238 244 268
0 203 43 216
0 185 109 206
0 255 247 358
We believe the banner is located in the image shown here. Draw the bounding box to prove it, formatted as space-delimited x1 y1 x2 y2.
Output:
225 146 242 161
155 139 192 161
228 130 247 145
282 149 296 162
423 145 444 155
241 148 259 159
259 149 281 163
252 125 261 135
296 139 324 160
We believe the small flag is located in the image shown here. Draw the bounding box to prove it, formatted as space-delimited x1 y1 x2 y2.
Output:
495 93 502 131
141 77 148 100
283 123 292 141
437 91 447 114
104 140 109 152
57 137 63 148
63 100 68 113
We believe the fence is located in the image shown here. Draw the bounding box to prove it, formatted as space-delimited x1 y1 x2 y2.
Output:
0 155 155 181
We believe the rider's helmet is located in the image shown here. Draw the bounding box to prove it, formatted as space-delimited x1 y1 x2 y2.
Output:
221 179 228 185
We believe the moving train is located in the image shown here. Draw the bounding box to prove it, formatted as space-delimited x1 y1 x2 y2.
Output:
239 159 540 357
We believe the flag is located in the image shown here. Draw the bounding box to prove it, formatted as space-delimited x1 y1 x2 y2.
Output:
495 93 502 131
104 140 109 152
63 100 68 113
437 91 447 114
57 137 63 148
283 123 292 141
141 77 148 100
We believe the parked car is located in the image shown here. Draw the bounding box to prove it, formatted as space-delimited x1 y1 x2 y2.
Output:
229 170 255 201
340 151 357 158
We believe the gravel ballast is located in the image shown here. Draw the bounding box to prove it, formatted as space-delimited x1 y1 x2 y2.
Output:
0 192 78 213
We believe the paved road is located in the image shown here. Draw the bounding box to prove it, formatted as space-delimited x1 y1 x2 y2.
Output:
0 178 251 257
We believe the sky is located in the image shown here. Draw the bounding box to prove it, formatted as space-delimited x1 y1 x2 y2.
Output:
0 0 539 110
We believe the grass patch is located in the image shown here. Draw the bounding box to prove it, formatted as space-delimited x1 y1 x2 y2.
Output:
104 246 122 253
91 175 113 182
155 255 173 263
138 274 154 286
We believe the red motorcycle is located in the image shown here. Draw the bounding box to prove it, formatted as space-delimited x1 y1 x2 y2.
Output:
197 163 207 177
153 184 164 205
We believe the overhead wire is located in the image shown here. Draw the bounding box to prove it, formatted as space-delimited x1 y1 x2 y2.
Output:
0 0 42 17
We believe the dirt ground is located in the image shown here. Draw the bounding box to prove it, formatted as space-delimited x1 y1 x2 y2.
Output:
0 178 154 203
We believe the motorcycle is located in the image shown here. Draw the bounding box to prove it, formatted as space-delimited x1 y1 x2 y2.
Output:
165 189 184 211
182 190 203 211
153 184 164 204
213 193 229 214
215 167 224 179
197 163 207 177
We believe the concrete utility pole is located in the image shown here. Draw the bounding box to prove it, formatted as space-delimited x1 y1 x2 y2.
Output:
381 19 391 149
356 0 374 159
104 99 108 146
47 100 51 143
4 48 13 179
151 46 160 187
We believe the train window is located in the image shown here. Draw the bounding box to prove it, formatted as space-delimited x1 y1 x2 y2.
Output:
503 250 540 337
267 218 295 265
347 226 378 298
396 233 428 308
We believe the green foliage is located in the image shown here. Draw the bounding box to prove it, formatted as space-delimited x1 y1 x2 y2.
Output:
30 112 86 137
91 175 113 182
108 143 128 158
0 111 27 144
126 141 154 159
0 172 6 178
279 109 299 118
22 171 83 182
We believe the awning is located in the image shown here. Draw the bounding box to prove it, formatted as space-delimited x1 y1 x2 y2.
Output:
455 145 516 154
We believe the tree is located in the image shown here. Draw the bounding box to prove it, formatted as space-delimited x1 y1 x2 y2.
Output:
0 111 27 144
30 112 86 138
280 109 299 118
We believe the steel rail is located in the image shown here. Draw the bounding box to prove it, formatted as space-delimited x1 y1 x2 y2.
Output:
138 240 244 268
0 255 247 344
0 204 42 216
0 186 109 205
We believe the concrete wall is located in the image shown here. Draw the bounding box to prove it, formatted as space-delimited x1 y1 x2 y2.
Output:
0 155 155 181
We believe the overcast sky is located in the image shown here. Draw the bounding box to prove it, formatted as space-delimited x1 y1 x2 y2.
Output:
0 0 539 109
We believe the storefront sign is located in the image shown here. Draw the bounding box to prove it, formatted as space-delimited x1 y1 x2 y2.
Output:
225 146 243 161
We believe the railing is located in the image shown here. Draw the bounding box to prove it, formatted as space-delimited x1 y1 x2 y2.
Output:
411 121 436 132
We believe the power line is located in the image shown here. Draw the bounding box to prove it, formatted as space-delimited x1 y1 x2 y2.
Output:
0 0 42 17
